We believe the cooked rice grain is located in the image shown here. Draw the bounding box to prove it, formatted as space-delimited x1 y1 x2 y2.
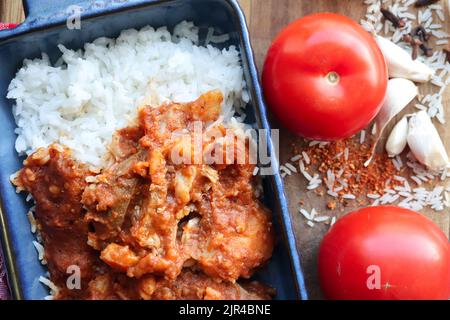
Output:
8 21 248 166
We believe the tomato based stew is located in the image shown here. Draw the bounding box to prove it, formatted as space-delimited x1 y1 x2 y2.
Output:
13 91 275 300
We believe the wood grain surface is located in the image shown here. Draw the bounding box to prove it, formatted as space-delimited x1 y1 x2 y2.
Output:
0 0 25 23
245 0 450 300
1 0 449 300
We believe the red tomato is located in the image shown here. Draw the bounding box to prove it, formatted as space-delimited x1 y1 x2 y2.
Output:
318 206 450 300
262 13 388 140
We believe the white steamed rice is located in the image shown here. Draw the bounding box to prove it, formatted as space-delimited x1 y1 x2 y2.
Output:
7 21 249 166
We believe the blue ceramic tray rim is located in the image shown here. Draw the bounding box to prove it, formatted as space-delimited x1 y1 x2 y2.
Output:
0 0 308 300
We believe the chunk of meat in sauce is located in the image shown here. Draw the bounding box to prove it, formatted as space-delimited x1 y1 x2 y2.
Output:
82 269 274 300
85 90 273 282
138 270 275 300
13 145 104 298
13 91 275 299
183 165 274 282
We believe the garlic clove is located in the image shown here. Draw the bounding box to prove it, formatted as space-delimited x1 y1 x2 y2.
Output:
365 78 418 166
376 78 418 129
407 111 450 171
386 116 408 158
376 36 434 83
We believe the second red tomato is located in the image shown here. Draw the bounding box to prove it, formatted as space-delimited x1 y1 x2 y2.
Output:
318 206 450 300
262 13 388 140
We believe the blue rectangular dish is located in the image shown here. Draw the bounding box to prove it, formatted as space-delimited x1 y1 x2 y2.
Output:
0 0 307 300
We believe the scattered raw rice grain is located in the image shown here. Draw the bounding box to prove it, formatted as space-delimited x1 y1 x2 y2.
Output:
280 165 292 176
299 160 305 173
334 152 343 159
285 163 297 173
360 130 366 144
415 103 427 110
299 208 312 220
327 190 338 198
392 158 401 171
302 170 313 181
371 123 377 135
302 151 311 165
388 194 400 203
306 220 315 228
307 183 320 190
436 9 445 21
440 167 447 181
314 216 330 222
398 191 411 198
411 175 423 185
307 179 319 189
330 216 337 226
309 140 321 147
429 24 442 30
431 30 450 38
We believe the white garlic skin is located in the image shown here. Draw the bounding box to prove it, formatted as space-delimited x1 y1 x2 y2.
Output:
366 78 418 167
375 78 417 141
376 36 434 83
386 116 408 158
407 111 450 171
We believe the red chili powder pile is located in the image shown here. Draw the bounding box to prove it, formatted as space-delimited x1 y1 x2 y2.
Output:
293 136 403 209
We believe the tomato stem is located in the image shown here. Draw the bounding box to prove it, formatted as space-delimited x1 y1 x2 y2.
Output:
326 71 340 85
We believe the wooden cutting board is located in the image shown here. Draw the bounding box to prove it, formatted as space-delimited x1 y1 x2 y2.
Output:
242 0 450 299
2 0 449 300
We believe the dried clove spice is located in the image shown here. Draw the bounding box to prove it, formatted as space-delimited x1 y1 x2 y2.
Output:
412 25 431 42
381 8 406 28
411 38 423 60
402 34 413 43
420 43 433 57
404 26 434 59
414 0 440 7
444 48 450 63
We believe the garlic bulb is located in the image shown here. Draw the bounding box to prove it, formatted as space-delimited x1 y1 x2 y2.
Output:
376 36 434 83
365 78 418 166
364 78 419 167
386 116 408 158
407 111 449 171
376 79 418 131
